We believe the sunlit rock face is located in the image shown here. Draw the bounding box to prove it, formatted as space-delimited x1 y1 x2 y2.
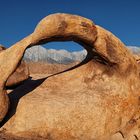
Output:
0 45 29 88
0 13 140 140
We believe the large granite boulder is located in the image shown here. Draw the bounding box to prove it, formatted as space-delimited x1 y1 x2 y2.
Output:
0 14 140 139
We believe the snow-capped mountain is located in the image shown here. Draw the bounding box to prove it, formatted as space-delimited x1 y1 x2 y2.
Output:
127 46 140 55
23 45 140 64
24 45 87 64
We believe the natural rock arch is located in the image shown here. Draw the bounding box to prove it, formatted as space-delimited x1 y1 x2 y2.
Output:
0 13 140 139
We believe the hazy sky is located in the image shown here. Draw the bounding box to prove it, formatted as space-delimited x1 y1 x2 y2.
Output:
0 0 140 51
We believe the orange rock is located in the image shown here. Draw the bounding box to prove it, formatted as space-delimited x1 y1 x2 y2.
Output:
0 45 29 88
0 13 140 139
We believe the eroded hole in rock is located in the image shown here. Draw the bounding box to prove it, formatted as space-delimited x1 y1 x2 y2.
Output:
1 41 87 128
23 41 87 77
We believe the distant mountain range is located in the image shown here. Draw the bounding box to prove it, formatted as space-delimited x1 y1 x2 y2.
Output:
24 45 87 64
23 45 140 64
128 46 140 55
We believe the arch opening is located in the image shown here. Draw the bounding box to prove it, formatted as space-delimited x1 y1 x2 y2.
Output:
24 41 88 76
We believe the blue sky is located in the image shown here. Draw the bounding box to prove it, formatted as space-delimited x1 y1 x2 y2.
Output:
0 0 140 51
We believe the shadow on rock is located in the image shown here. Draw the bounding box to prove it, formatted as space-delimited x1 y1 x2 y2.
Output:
0 53 91 128
0 77 47 127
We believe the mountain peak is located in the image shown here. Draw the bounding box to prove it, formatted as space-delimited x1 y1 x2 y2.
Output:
24 45 87 64
24 45 139 64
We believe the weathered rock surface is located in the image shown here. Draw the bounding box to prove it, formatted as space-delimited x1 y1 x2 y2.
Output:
0 13 140 140
0 45 29 88
6 61 29 88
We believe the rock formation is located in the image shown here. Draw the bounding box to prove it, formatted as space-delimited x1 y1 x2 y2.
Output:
0 13 140 139
0 45 29 88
